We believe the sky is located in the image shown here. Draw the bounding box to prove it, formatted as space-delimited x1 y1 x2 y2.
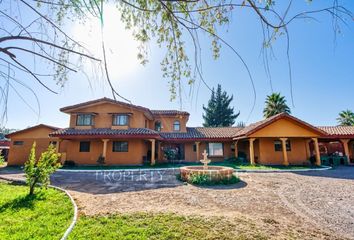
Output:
2 1 354 130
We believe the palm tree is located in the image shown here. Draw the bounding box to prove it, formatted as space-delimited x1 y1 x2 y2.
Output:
337 110 354 126
263 93 291 118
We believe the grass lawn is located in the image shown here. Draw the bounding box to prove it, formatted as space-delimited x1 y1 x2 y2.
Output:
0 181 73 240
59 161 322 171
232 164 318 170
69 213 267 240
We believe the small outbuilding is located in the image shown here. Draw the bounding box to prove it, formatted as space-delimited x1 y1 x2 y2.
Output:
6 124 60 166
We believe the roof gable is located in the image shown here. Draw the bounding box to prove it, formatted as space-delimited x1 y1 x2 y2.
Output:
60 98 154 119
234 113 326 139
6 124 59 139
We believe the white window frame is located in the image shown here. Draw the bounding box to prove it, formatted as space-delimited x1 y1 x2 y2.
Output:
113 115 128 126
76 114 93 126
173 120 180 131
208 143 223 156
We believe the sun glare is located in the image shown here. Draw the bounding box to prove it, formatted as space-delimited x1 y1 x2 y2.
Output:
71 5 140 81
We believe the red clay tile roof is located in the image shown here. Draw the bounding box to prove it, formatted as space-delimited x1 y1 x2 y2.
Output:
317 126 354 138
50 128 160 138
151 110 189 116
51 127 242 141
6 124 60 138
233 113 326 139
60 98 154 119
160 127 242 140
60 98 191 120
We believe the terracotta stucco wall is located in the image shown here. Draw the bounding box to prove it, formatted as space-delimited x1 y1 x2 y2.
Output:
250 118 321 138
63 138 147 165
106 139 147 165
68 102 149 129
153 116 188 132
258 138 309 165
184 143 196 162
7 127 58 166
183 141 234 162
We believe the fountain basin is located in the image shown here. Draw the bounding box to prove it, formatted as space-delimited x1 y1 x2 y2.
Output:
180 166 234 182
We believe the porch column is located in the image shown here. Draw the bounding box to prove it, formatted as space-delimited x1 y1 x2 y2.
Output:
280 138 289 166
249 138 256 165
340 139 350 163
150 139 156 166
102 139 109 159
305 139 311 160
234 140 239 158
312 138 321 166
157 141 162 161
195 141 200 162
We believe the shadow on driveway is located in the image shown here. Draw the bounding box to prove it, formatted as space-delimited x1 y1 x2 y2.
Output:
293 166 354 180
50 169 185 194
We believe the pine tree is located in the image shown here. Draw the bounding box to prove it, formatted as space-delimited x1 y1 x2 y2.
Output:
203 84 239 127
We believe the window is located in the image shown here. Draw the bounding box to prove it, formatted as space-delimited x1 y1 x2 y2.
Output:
274 140 291 152
155 121 162 131
193 144 196 152
79 141 90 152
173 120 180 131
208 143 223 156
76 114 93 126
145 120 148 128
13 141 24 146
112 141 128 152
49 141 57 146
113 115 128 126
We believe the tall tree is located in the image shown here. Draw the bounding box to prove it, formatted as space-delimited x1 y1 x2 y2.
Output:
203 84 239 127
263 92 291 118
337 110 354 126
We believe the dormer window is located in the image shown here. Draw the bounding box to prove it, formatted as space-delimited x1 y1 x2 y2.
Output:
113 115 128 126
77 114 93 126
173 120 180 131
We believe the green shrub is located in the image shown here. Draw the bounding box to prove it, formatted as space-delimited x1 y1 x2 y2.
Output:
188 173 210 185
24 142 61 195
178 173 240 186
0 154 4 165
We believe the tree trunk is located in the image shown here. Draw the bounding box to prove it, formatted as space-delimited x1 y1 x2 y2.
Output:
29 179 37 195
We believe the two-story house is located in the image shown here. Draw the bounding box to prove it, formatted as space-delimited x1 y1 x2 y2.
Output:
6 97 354 166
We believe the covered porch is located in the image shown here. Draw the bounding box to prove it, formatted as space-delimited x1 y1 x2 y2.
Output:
316 138 354 165
233 137 322 166
55 136 161 166
232 113 328 166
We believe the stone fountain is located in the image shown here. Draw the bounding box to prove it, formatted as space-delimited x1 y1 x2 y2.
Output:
180 150 234 182
200 150 211 170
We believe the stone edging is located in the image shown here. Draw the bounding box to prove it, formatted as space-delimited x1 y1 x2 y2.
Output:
0 176 78 240
57 166 332 173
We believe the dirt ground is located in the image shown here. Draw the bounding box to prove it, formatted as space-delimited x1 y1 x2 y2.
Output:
1 166 353 239
66 167 354 239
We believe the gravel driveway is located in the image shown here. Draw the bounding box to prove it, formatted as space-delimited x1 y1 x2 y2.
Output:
1 166 353 239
